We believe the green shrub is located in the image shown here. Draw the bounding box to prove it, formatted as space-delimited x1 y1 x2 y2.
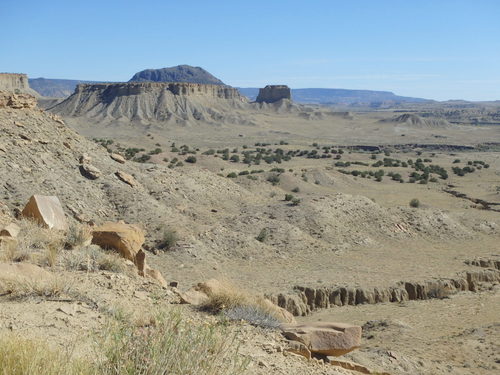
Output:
291 187 300 193
266 174 280 186
409 198 420 208
256 228 268 242
284 194 294 201
290 198 301 206
227 172 237 178
185 156 197 164
159 229 178 250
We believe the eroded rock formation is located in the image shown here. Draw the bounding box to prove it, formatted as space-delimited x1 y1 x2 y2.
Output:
256 85 291 103
0 73 39 96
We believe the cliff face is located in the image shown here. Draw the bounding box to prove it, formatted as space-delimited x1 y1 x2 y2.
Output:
0 73 39 97
50 82 247 123
73 82 242 100
256 85 291 103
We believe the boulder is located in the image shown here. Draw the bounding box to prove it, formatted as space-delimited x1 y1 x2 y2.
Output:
280 322 362 357
115 171 139 187
0 223 20 238
110 153 126 164
21 195 68 231
284 340 311 359
179 288 209 305
91 222 145 264
79 163 102 180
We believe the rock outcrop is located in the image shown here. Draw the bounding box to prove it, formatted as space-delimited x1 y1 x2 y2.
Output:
256 85 291 103
281 322 362 357
269 269 500 316
0 73 39 96
0 92 37 109
91 222 145 264
21 195 68 231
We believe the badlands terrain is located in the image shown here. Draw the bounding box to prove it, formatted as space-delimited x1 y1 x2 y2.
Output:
0 70 499 374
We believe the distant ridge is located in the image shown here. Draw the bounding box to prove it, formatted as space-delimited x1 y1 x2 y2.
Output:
29 78 100 98
238 87 430 106
129 65 225 85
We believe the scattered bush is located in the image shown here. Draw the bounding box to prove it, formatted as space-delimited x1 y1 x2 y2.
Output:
256 228 268 243
159 229 178 250
185 156 197 164
291 187 300 193
266 174 280 186
224 305 281 329
290 198 301 206
409 198 420 208
284 194 294 201
226 172 237 178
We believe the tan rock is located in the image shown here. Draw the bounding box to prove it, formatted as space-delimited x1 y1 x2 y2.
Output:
80 163 102 180
284 340 311 359
91 222 145 264
115 171 139 187
0 262 53 283
110 153 126 164
179 288 209 305
280 322 362 357
0 223 20 238
21 195 68 231
79 153 92 164
145 266 168 287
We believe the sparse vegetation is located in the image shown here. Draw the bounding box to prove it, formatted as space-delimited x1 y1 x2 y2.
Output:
159 228 178 250
410 198 421 208
256 228 268 242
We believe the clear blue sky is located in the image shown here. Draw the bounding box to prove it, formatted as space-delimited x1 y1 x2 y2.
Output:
2 0 499 100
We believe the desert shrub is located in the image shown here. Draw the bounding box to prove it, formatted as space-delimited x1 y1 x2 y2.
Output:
185 156 197 163
159 229 178 250
238 170 249 175
290 198 301 206
230 155 240 163
256 228 268 242
149 148 162 155
0 335 88 375
226 172 237 178
62 245 125 273
267 174 280 185
453 159 461 163
224 305 281 329
284 194 294 201
64 224 92 250
95 309 248 375
291 187 300 193
246 175 257 180
409 198 420 208
134 154 151 163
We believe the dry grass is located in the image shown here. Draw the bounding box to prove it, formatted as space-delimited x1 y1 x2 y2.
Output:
199 279 288 325
64 224 92 249
94 309 248 375
11 218 64 265
0 275 72 300
61 245 125 273
0 335 89 375
0 310 248 375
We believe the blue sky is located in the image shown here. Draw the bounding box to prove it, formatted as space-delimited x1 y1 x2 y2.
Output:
2 0 499 100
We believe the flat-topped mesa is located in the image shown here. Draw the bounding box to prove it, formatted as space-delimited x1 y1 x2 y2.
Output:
74 82 243 100
256 85 292 103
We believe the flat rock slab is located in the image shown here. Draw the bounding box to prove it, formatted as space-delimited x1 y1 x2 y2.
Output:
21 195 68 231
280 322 362 356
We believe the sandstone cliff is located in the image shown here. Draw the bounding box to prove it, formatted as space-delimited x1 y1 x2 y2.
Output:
256 85 291 103
50 82 248 123
0 73 39 97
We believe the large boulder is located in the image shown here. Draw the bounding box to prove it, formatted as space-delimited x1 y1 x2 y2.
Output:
91 222 145 264
280 322 362 357
21 195 68 231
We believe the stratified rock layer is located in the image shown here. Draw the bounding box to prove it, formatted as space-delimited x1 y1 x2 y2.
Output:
0 73 39 97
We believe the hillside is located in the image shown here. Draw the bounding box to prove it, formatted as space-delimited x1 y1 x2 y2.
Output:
238 87 430 105
130 65 225 85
